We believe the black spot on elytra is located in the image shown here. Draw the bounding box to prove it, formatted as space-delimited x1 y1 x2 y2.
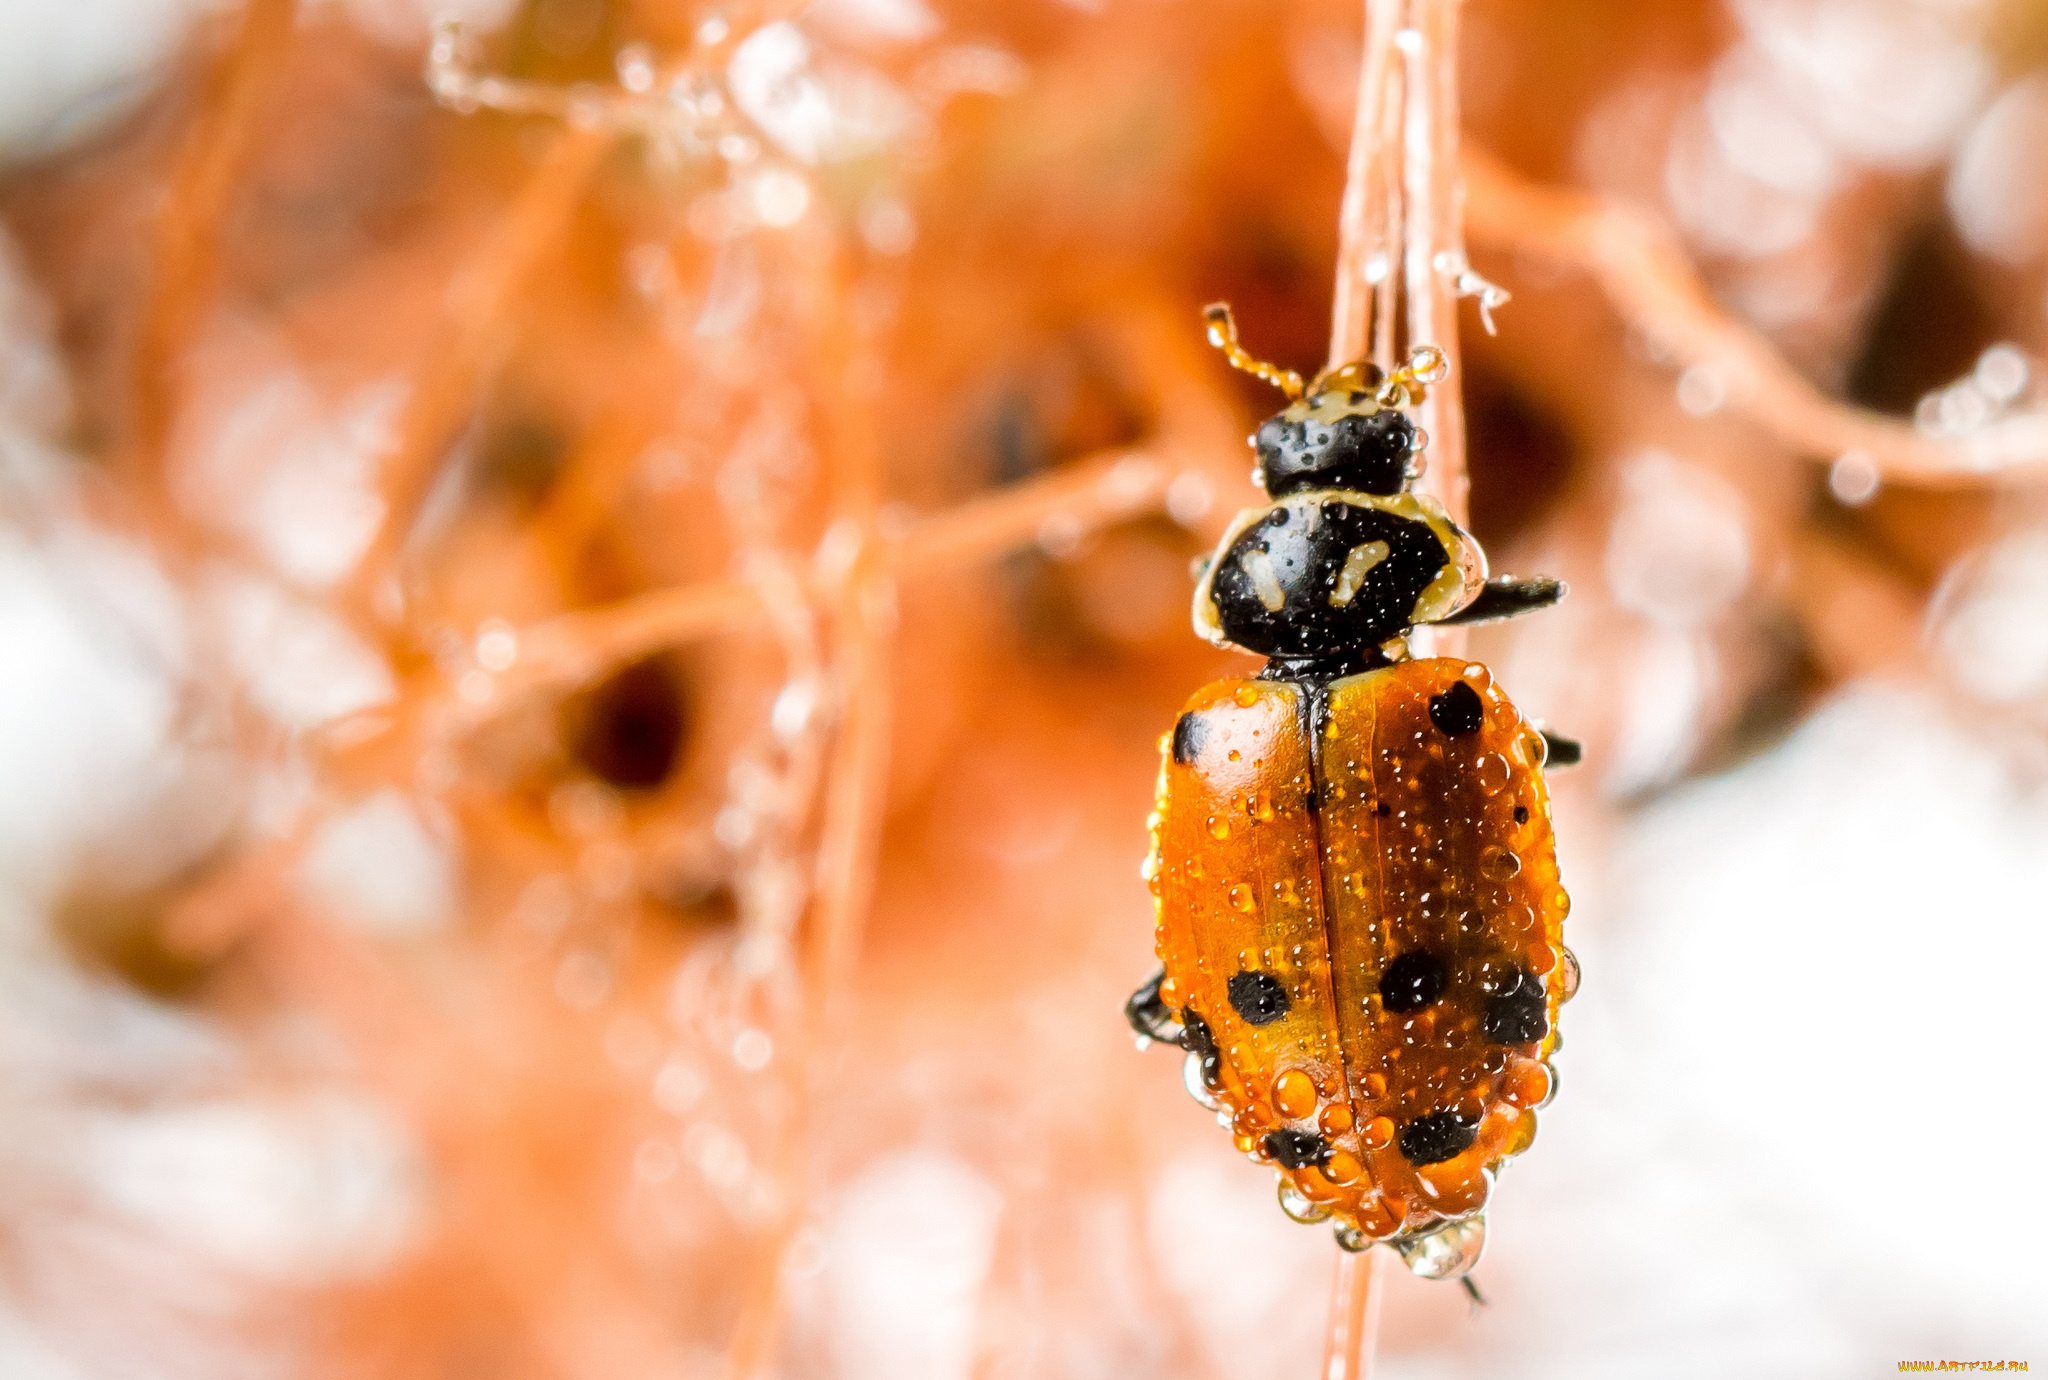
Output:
1171 711 1209 766
1514 805 1529 824
1375 801 1392 817
1263 1129 1332 1169
1428 680 1484 737
1179 1010 1222 1088
1380 951 1447 1013
1228 970 1291 1026
1482 968 1550 1045
1399 1111 1477 1165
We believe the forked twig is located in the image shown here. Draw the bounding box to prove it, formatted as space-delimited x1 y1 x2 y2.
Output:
443 445 1213 730
1460 146 2048 487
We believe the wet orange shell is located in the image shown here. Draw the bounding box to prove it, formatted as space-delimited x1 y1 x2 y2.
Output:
1146 658 1569 1239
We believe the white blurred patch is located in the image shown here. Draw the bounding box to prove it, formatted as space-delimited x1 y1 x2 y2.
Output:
1146 1153 1322 1380
1664 106 1821 258
824 1149 1002 1380
1948 75 2048 265
180 354 396 590
0 0 210 156
728 22 919 165
1605 450 1751 628
1731 0 1989 168
0 529 183 894
1613 684 2048 1329
809 0 940 44
300 791 455 935
1666 0 1990 263
1602 626 1712 798
0 1310 81 1380
1701 50 1841 198
82 1095 419 1284
210 573 393 731
1465 684 2048 1375
1930 528 2048 703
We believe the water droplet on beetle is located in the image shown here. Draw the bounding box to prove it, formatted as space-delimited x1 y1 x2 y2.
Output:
1278 1180 1329 1224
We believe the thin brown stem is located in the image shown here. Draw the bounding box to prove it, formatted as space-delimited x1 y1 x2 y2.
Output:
131 0 298 493
1321 1248 1385 1380
347 123 613 616
1324 5 1471 1364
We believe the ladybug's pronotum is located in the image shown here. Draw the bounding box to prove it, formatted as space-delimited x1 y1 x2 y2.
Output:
1127 306 1578 1289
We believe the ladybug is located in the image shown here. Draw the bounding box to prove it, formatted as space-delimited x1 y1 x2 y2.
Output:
1126 306 1579 1287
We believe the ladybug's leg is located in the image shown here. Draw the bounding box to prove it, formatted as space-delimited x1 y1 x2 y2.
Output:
1124 968 1183 1043
1540 730 1582 767
1461 1276 1488 1309
1436 576 1566 626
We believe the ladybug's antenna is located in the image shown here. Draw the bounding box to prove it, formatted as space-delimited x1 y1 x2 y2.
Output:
1202 303 1305 401
1379 344 1450 408
1310 344 1451 409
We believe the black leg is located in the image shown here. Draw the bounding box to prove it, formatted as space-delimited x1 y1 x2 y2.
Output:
1124 968 1182 1042
1540 730 1582 768
1436 576 1567 627
1461 1275 1488 1309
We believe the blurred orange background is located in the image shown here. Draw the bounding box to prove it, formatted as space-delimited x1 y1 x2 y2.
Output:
2 0 2047 1376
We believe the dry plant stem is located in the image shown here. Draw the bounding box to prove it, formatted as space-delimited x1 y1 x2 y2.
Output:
1460 146 2048 487
1321 1248 1386 1380
1398 0 1466 526
1330 0 1399 374
132 0 297 495
348 123 613 615
1330 0 1469 527
1324 5 1471 1372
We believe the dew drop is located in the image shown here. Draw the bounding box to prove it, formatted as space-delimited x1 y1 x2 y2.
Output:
1392 1214 1487 1281
1480 846 1522 881
1278 1179 1330 1223
1555 946 1582 1002
1502 1059 1551 1109
1228 884 1256 912
1209 816 1232 841
1272 1070 1318 1119
1472 752 1511 796
1323 1150 1367 1186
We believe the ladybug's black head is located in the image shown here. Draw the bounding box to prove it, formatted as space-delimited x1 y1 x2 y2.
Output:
1254 384 1419 498
1201 303 1438 500
1193 307 1484 661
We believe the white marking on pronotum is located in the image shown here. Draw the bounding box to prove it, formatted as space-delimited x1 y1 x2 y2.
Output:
1246 550 1286 612
1329 540 1390 607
